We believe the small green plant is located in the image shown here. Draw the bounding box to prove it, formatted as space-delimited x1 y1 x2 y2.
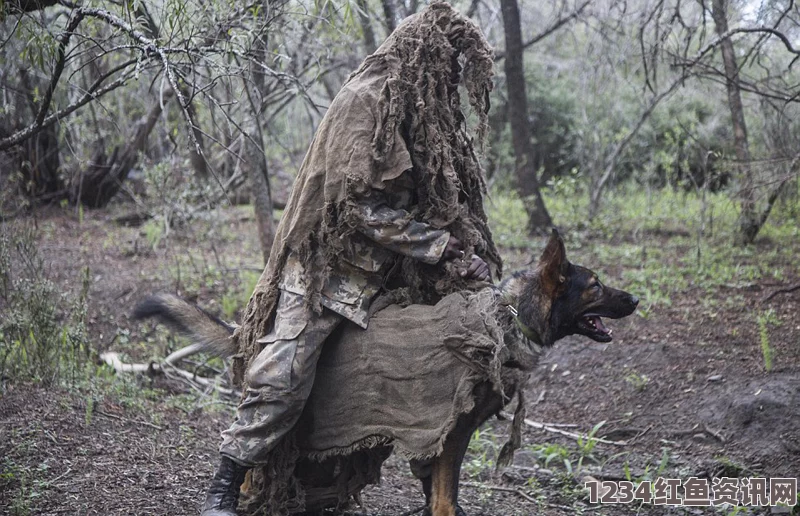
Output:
527 442 573 473
623 460 633 482
464 428 500 477
723 505 747 515
712 455 758 477
142 219 165 250
221 294 239 321
84 397 94 426
625 372 650 391
6 464 31 516
757 309 781 372
622 447 671 484
574 421 605 474
655 447 670 477
221 270 261 320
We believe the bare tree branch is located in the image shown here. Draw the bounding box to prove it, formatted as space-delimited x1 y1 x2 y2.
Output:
0 64 136 151
588 75 686 218
2 0 58 15
495 0 593 62
682 26 800 70
33 10 85 134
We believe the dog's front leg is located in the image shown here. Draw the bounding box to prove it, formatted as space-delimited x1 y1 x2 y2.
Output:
430 426 473 516
430 383 506 516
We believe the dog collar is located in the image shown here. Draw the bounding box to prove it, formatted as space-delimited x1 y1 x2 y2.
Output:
507 304 544 349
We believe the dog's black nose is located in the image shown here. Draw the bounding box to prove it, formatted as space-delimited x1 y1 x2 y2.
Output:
628 295 639 307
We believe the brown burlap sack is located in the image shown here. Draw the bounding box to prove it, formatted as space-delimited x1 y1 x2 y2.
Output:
298 288 508 460
241 289 537 514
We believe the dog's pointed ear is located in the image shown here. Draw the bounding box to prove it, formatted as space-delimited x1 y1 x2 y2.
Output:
538 228 568 294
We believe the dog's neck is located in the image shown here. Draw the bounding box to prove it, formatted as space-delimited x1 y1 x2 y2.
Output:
497 271 546 349
504 303 544 348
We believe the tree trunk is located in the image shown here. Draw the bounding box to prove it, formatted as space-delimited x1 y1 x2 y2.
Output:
246 0 276 264
356 0 377 53
500 0 553 234
75 98 165 208
21 123 62 198
711 0 759 244
247 135 274 265
382 0 398 33
13 68 63 198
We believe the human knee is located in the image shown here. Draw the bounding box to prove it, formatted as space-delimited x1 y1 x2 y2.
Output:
244 339 297 392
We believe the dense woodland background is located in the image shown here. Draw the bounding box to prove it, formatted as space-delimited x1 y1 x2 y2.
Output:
2 0 799 246
2 0 800 514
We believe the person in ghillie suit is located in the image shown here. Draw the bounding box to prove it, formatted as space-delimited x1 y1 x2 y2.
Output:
201 3 501 515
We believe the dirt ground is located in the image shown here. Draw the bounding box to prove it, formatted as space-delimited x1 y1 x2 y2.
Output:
1 205 798 515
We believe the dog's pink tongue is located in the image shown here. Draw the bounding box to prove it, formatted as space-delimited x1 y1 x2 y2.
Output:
591 316 609 334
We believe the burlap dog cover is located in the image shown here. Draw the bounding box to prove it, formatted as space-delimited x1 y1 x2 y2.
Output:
296 288 513 460
241 289 534 514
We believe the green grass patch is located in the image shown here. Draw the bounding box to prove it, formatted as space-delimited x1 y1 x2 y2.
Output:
487 183 800 317
756 309 781 372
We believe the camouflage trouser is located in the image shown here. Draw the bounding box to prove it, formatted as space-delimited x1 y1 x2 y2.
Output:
219 290 343 466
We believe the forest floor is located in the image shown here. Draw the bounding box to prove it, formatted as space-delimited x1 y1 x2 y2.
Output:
2 192 800 516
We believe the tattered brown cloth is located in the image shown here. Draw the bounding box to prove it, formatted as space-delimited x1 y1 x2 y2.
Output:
241 289 539 515
231 0 501 385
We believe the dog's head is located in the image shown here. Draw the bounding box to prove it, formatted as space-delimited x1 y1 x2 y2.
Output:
504 229 638 346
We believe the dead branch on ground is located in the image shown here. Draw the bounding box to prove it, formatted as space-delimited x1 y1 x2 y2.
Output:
100 348 237 401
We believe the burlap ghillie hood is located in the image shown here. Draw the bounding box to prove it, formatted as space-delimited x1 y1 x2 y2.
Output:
232 1 501 381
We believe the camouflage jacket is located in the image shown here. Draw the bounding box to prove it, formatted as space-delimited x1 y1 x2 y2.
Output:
279 171 449 328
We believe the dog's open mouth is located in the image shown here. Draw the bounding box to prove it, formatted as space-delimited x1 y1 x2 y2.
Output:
578 314 613 342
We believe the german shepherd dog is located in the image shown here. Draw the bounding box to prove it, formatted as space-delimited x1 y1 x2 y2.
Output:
420 230 638 516
133 230 638 516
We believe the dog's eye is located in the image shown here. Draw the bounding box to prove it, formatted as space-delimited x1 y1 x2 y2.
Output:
593 283 602 291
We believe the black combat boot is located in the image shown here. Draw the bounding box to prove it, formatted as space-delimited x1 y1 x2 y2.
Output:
200 456 249 516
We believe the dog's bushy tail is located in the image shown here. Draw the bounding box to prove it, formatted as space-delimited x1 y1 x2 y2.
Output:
132 293 237 357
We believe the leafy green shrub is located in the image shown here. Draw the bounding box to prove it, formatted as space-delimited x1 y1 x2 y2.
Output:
0 226 92 388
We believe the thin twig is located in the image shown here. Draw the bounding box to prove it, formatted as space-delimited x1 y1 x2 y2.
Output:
467 478 603 511
494 0 593 61
703 423 726 443
507 414 629 446
762 282 800 303
461 482 536 503
95 409 165 430
533 422 579 428
629 424 653 444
